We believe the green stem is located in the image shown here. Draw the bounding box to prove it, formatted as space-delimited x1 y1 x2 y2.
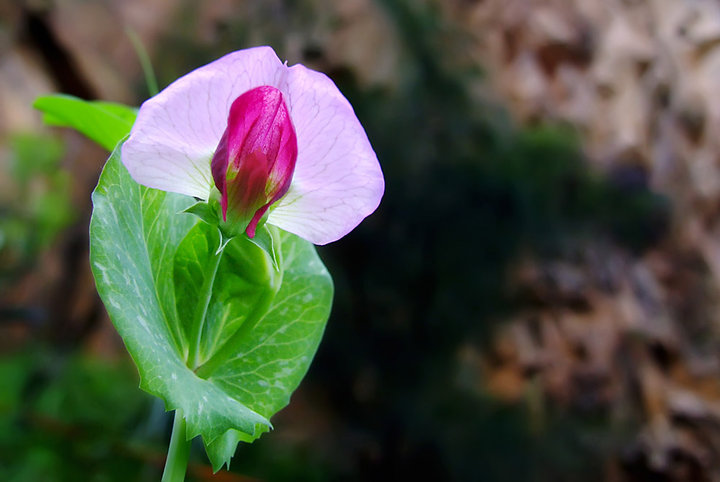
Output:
162 410 190 482
187 247 224 369
126 27 159 97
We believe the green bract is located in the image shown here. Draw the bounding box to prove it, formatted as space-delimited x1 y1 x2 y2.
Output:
36 95 334 471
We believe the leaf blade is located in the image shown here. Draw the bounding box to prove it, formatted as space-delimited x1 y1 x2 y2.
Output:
90 144 334 469
34 94 136 151
90 148 270 446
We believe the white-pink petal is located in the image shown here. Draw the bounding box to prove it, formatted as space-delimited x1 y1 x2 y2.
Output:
122 46 384 245
123 47 289 199
268 64 384 245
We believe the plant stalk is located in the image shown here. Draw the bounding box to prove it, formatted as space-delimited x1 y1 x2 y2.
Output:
162 410 190 482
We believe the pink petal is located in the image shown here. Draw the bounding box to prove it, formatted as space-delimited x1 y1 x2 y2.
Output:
122 47 289 200
268 65 384 245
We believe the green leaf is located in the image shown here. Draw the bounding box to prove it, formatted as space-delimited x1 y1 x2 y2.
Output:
34 95 136 151
90 145 334 470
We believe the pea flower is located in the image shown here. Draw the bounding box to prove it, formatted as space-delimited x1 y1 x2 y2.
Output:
122 46 384 245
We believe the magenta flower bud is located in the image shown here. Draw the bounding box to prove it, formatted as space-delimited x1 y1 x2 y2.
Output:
210 86 298 238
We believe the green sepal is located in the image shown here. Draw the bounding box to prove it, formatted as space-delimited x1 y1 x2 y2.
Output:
244 225 280 271
183 199 280 270
183 200 220 227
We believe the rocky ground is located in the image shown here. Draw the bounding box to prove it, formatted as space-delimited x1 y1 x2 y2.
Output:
445 1 720 480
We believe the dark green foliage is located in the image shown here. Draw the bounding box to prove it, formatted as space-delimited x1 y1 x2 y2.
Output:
0 349 161 482
0 133 74 287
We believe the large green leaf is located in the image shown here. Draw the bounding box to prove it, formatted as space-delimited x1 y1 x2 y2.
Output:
33 95 137 151
90 146 334 470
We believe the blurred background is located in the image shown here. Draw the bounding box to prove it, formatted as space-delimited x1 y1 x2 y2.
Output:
2 0 720 480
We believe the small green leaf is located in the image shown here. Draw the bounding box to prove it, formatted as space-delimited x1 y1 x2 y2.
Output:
34 94 136 151
90 144 333 470
183 201 219 227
